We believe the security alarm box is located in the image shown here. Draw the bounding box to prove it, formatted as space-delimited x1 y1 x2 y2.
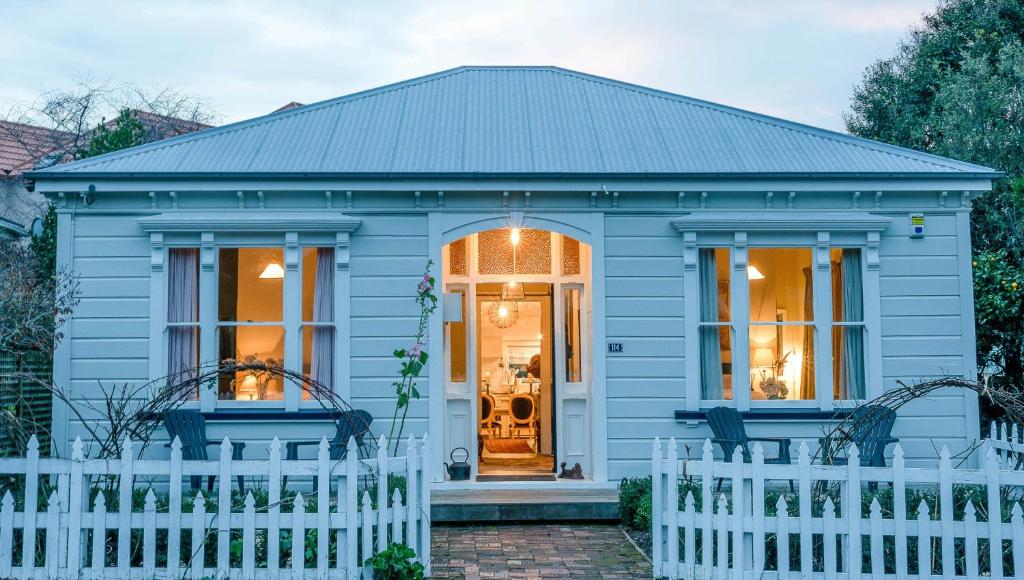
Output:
910 213 925 238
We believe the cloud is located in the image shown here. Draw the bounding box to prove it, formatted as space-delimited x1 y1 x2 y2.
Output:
0 0 933 131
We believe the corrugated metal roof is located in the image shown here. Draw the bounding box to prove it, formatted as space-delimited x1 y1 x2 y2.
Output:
29 66 1000 178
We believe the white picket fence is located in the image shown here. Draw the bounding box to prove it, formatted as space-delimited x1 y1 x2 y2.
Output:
0 433 430 579
652 437 1024 579
984 421 1024 470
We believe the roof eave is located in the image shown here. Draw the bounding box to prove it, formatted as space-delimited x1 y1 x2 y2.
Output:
24 170 1006 181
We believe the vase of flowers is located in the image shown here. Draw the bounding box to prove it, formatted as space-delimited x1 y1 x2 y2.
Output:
757 350 793 400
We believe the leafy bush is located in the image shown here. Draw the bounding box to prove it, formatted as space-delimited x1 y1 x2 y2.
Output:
366 542 424 579
618 476 651 530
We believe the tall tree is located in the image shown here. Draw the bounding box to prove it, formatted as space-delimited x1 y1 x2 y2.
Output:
845 0 1024 390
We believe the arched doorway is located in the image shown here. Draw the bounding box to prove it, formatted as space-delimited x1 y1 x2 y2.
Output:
441 226 592 481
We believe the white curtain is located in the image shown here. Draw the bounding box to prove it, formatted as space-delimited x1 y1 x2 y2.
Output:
841 250 866 398
310 248 335 390
698 249 724 399
167 249 199 387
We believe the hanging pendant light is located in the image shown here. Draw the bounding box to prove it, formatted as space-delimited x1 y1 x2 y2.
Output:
488 300 519 328
501 227 525 301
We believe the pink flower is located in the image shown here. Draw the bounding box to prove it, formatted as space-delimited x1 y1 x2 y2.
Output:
410 343 422 357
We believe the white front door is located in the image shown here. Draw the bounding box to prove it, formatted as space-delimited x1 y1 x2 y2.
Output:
437 221 596 482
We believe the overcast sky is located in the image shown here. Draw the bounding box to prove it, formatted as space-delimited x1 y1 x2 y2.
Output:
1 0 937 132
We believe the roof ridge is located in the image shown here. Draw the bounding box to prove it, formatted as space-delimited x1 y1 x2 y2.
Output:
538 67 977 173
46 67 476 173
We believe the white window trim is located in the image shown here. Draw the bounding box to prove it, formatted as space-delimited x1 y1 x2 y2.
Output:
674 212 889 412
142 212 360 413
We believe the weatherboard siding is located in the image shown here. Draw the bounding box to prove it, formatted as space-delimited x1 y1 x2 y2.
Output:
348 215 431 442
50 199 979 481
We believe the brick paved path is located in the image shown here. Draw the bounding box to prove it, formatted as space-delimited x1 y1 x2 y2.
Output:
430 524 652 578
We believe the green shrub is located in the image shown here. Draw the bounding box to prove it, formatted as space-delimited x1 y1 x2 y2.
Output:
619 476 652 530
366 542 424 579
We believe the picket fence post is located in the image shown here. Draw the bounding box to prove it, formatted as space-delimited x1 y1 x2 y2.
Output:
22 435 39 577
916 500 931 577
420 433 431 577
986 447 1004 580
268 437 282 578
168 437 183 579
242 492 256 579
346 436 359 578
651 437 663 578
847 442 864 577
893 444 907 580
217 437 233 575
666 438 679 580
751 443 765 577
361 491 373 567
1012 503 1024 574
316 436 330 575
0 491 13 577
92 491 107 574
823 497 837 578
117 437 133 577
292 492 306 579
965 501 979 579
143 489 157 576
938 447 954 580
406 435 418 552
377 434 389 552
190 491 206 580
700 439 713 574
799 441 813 577
45 490 59 578
869 498 883 580
777 496 790 577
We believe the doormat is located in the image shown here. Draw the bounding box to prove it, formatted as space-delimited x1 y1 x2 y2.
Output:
484 439 534 454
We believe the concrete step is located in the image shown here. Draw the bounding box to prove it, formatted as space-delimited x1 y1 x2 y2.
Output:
431 487 619 522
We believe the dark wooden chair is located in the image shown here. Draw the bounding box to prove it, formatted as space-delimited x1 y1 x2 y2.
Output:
822 404 899 468
283 410 373 490
164 410 246 493
707 406 793 491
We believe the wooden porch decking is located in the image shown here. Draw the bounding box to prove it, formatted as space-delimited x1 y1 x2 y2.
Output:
431 487 620 522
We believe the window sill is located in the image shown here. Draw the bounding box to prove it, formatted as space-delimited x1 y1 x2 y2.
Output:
675 408 855 421
200 409 342 421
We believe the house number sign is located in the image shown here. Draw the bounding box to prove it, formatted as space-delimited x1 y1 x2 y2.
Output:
608 342 624 353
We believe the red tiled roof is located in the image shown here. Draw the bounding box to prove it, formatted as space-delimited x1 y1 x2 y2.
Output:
0 111 212 177
273 102 305 113
0 121 73 176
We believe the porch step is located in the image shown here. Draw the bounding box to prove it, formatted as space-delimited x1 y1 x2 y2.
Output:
431 488 619 522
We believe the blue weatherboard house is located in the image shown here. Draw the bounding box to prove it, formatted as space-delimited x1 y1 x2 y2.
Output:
27 67 1000 488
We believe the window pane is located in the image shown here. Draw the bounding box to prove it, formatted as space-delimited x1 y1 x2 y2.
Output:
218 248 284 322
303 326 335 399
448 288 467 383
831 248 864 322
698 248 730 322
218 326 284 400
167 327 199 399
167 248 199 399
748 248 812 322
168 248 199 323
564 287 582 383
699 326 732 399
302 247 334 322
750 325 815 400
833 326 866 400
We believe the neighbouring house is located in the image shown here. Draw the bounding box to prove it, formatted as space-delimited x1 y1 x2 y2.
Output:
25 66 1001 487
0 113 212 229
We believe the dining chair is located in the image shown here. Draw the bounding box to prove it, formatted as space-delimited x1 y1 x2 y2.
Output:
509 394 537 442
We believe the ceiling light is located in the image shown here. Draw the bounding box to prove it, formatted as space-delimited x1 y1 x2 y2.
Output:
259 263 285 279
747 265 765 280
